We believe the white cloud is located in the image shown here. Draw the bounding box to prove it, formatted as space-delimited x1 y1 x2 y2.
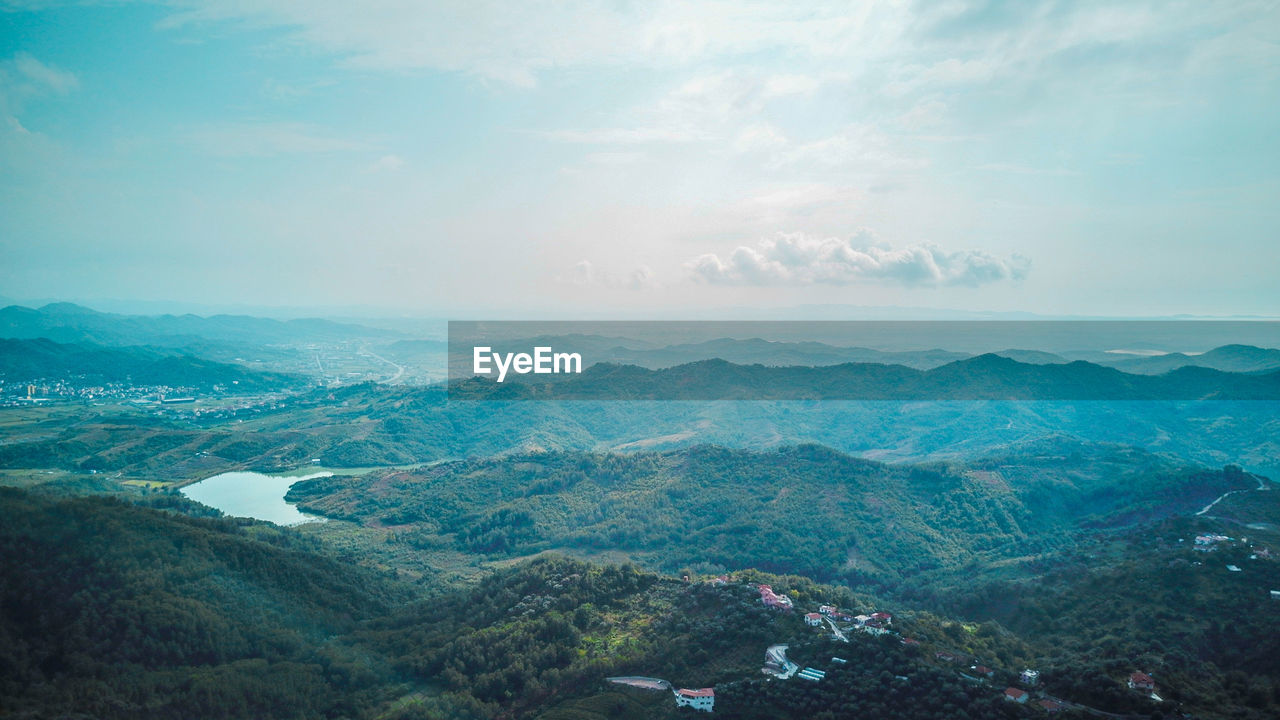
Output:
733 122 788 153
539 69 822 155
147 2 1271 88
560 260 656 290
689 232 1030 287
9 52 78 94
155 1 882 85
0 52 78 118
775 124 927 173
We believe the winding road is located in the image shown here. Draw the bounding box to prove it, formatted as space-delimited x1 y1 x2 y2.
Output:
1195 473 1269 516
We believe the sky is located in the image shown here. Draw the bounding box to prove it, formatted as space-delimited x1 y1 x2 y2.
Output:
0 0 1277 318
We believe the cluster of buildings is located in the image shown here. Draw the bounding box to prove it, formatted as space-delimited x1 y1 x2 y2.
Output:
1194 534 1232 550
0 378 202 406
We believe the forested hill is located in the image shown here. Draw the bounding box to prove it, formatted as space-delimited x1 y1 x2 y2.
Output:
3 486 1278 719
0 337 306 390
286 442 1261 590
0 488 406 719
0 489 1020 720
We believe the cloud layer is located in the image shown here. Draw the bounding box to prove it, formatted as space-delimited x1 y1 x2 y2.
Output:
690 233 1029 287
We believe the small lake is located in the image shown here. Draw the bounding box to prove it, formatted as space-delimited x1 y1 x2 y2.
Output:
181 470 332 526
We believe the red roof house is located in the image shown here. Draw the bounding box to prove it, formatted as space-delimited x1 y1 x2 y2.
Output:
1128 671 1155 691
674 688 715 712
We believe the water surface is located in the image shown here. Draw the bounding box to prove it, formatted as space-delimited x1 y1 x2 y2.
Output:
182 470 331 526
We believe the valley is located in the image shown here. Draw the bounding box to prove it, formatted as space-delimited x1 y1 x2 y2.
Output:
3 307 1280 719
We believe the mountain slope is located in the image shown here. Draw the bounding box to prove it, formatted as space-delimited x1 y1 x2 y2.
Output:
0 337 306 389
0 488 410 718
286 443 1260 589
1106 344 1280 375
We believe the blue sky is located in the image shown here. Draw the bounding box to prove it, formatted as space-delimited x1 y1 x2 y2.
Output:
1 1 1277 317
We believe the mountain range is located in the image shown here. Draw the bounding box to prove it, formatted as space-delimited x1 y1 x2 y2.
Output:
451 354 1280 400
0 302 398 348
0 337 306 390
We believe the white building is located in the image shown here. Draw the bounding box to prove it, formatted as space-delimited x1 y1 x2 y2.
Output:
804 612 823 626
1020 669 1040 685
674 688 714 712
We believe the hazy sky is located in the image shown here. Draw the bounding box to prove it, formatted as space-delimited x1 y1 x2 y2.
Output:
1 1 1277 317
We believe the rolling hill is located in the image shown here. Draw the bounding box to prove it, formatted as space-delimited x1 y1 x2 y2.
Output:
0 487 406 719
0 337 306 390
285 442 1262 589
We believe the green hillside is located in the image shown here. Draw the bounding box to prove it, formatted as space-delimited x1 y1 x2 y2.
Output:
286 443 1258 590
0 488 405 719
0 337 306 390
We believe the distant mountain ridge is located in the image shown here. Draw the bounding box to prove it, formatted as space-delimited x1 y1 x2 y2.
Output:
454 333 1280 374
1106 343 1280 374
0 337 305 390
0 302 399 348
450 353 1280 401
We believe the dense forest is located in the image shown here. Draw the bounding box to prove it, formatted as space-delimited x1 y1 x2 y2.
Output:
3 468 1278 719
286 443 1257 591
0 488 403 718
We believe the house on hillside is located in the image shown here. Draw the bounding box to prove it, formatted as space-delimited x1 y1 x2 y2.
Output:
1004 688 1029 703
819 604 838 615
757 585 794 610
674 688 714 712
1128 671 1155 692
1194 534 1230 551
936 651 958 663
972 665 995 679
1020 669 1040 685
870 611 893 624
1038 699 1065 713
804 612 823 626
